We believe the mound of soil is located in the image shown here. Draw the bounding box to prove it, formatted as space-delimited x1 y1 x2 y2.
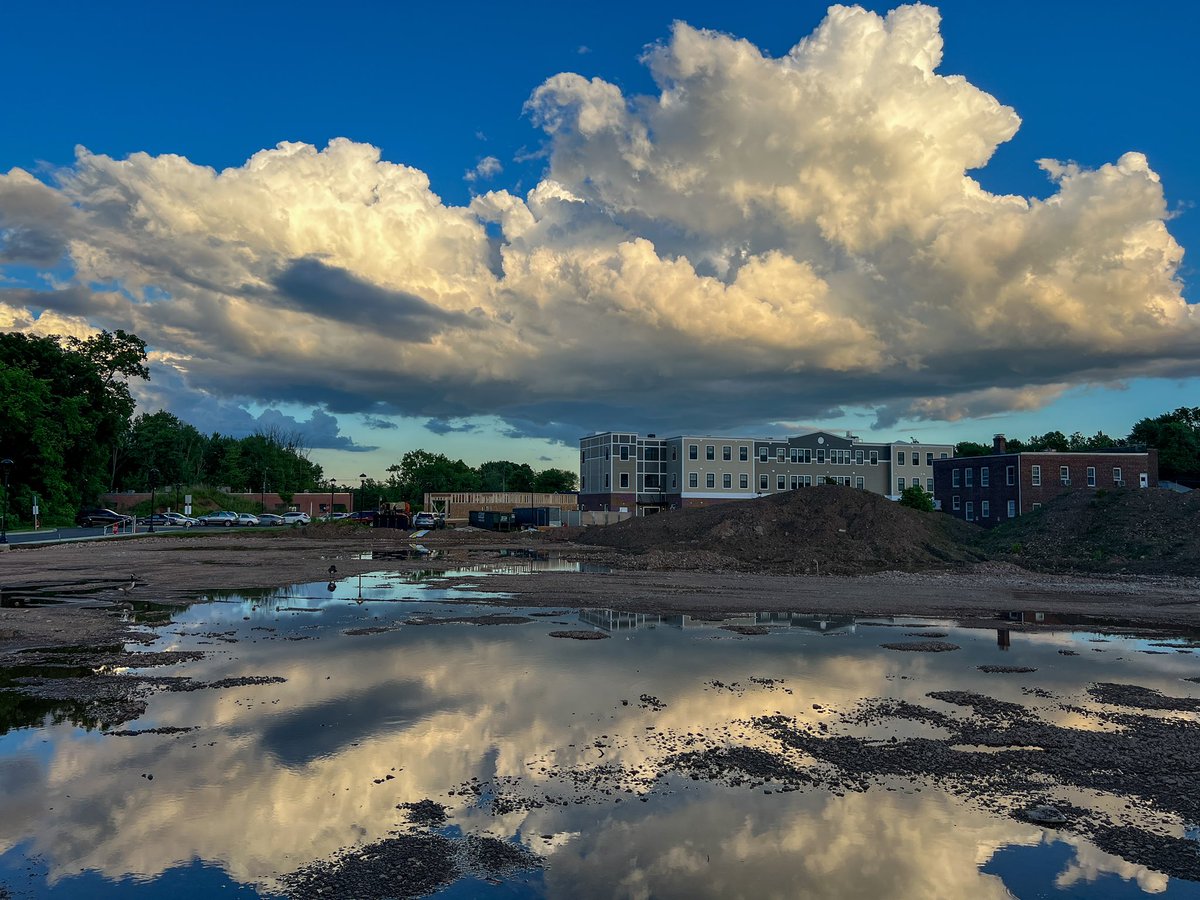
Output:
577 486 985 575
983 488 1200 575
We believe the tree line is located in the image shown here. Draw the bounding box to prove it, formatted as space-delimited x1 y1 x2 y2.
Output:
953 408 1200 483
0 330 577 526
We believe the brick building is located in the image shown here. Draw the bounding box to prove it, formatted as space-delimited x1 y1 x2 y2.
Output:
932 435 1159 527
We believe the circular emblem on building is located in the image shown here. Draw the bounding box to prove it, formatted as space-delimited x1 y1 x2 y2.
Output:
817 436 825 444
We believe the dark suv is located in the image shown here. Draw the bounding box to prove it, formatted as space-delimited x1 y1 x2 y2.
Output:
76 508 133 528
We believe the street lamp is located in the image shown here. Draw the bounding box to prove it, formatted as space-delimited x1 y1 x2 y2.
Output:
0 459 12 545
329 480 337 521
359 473 367 514
147 468 160 533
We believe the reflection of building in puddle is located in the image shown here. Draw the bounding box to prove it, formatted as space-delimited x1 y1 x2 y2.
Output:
576 609 857 634
754 612 857 634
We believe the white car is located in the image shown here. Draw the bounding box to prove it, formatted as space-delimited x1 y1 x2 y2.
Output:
281 511 310 525
237 513 260 526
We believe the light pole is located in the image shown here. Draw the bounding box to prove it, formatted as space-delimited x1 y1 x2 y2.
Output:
0 459 12 545
147 468 160 533
329 480 337 520
261 472 267 515
359 473 367 514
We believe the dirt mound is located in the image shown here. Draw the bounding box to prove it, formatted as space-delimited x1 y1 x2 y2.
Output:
578 486 985 575
983 488 1200 575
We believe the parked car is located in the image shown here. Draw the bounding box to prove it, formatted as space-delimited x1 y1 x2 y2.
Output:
76 508 133 528
281 511 310 525
139 512 195 528
197 510 240 527
412 511 439 529
348 510 375 523
257 513 285 526
237 513 260 527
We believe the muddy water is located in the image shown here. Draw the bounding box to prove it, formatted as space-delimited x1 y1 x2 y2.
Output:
1 570 1200 898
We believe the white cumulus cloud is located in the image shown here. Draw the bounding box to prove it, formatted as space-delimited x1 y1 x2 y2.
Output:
0 4 1194 441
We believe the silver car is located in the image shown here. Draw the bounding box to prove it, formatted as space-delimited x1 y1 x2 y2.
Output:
197 511 239 527
237 513 260 526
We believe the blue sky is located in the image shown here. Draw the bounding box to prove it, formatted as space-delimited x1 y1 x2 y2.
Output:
2 1 1197 480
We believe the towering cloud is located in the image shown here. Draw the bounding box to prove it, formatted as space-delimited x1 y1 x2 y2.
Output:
0 4 1193 438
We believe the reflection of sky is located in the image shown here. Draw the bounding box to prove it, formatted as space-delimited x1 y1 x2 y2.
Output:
1 571 1199 898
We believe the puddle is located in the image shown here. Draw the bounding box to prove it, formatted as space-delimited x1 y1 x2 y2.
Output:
1 569 1200 897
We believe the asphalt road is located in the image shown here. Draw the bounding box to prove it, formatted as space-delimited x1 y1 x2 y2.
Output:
3 524 199 545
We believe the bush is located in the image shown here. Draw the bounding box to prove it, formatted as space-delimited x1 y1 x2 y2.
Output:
898 484 934 512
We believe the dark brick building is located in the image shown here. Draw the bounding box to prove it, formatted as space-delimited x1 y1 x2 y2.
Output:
932 435 1158 528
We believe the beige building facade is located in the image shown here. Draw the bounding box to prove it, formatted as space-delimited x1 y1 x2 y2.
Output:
580 430 954 514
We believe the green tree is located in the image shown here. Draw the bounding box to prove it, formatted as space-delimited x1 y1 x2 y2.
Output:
479 460 535 492
953 441 992 458
898 484 934 512
532 467 578 493
0 330 147 522
385 450 481 507
1129 408 1200 481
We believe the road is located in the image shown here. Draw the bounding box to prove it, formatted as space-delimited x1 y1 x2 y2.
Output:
2 524 198 545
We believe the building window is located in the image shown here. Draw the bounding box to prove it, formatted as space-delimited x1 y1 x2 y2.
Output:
856 450 864 465
965 468 974 488
1032 502 1042 510
791 448 800 463
723 473 732 488
1031 465 1041 487
706 473 715 488
620 473 629 488
980 468 989 487
740 447 748 461
620 446 629 461
581 476 586 490
759 474 769 490
981 500 990 518
723 445 731 461
604 474 610 488
605 448 610 460
897 477 905 491
706 445 715 460
1007 499 1016 518
856 476 865 489
740 474 749 489
689 444 698 460
940 452 948 458
926 452 934 466
897 451 906 465
1087 466 1096 487
926 478 934 491
1060 465 1070 485
773 475 782 490
671 474 677 488
1113 467 1123 485
870 451 878 466
791 476 800 489
759 447 768 462
952 496 960 511
1006 465 1015 486
952 469 961 488
965 501 974 522
777 448 785 462
688 473 698 488
817 449 826 464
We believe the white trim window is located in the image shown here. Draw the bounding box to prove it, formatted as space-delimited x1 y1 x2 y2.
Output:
706 473 715 488
1031 465 1041 487
981 500 990 518
1007 499 1016 518
759 474 768 490
870 451 879 466
952 496 960 511
740 446 749 461
965 468 974 488
790 475 800 489
1113 467 1123 486
980 468 989 487
856 450 864 465
1087 466 1096 487
897 477 906 491
926 478 934 491
965 501 974 521
855 476 865 489
1060 465 1070 485
706 445 715 460
688 473 698 488
740 474 749 489
897 451 906 465
688 444 698 460
952 469 961 488
723 445 732 461
723 473 732 488
620 473 629 488
777 448 785 462
1006 465 1015 486
759 446 768 462
777 475 786 490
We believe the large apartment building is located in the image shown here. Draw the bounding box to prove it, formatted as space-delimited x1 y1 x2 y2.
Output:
579 430 954 515
932 434 1159 528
